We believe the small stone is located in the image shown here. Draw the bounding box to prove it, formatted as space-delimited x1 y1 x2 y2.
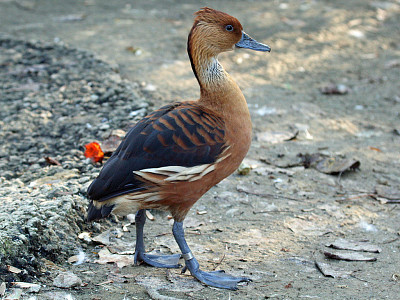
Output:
98 123 110 130
237 162 251 175
53 272 82 289
126 214 136 224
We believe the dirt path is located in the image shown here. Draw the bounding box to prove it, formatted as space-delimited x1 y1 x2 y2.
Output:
1 0 400 299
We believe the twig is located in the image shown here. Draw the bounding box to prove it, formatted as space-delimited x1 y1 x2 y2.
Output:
253 210 290 214
237 186 302 201
212 253 225 270
335 194 375 203
381 237 400 244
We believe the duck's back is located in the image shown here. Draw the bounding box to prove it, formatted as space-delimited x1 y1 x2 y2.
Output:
87 101 228 206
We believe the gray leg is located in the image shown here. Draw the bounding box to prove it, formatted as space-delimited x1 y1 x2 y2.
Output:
134 209 181 268
172 221 251 290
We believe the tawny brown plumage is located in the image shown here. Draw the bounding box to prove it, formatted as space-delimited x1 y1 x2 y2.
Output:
87 7 270 290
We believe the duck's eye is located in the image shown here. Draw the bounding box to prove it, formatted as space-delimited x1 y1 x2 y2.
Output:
225 25 234 32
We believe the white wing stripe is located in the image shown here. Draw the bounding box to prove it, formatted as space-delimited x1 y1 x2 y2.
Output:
133 163 215 183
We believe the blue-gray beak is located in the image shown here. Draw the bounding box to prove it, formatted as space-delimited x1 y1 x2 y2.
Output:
235 31 271 52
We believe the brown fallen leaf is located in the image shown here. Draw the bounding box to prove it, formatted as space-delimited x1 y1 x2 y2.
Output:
315 261 353 278
44 156 61 166
324 251 377 261
326 239 382 253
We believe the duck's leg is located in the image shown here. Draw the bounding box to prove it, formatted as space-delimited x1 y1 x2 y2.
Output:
172 221 251 290
134 209 181 268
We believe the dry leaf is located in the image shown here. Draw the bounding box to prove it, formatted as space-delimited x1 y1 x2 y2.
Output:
324 251 377 261
92 231 111 245
78 232 92 243
94 247 135 268
315 261 353 278
7 265 22 274
44 156 61 166
315 157 360 174
11 282 40 289
326 239 382 253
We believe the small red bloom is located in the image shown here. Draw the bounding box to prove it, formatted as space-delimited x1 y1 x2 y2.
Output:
84 142 104 163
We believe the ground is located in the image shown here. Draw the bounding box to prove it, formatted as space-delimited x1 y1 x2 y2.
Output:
0 0 400 299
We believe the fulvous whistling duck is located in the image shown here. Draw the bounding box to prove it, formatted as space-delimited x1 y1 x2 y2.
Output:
87 7 270 290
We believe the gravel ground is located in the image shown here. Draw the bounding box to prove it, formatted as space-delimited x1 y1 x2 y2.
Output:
0 37 149 282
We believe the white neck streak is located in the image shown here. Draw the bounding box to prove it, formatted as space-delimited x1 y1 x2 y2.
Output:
197 57 227 87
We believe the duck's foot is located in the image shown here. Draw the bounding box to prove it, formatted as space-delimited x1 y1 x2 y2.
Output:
134 209 181 268
182 259 251 290
135 251 182 268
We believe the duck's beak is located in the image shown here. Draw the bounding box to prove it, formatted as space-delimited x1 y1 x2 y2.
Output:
235 31 271 52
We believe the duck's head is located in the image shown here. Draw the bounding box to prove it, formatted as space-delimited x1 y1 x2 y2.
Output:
188 7 271 57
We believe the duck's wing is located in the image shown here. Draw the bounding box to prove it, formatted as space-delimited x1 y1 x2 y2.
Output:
87 101 226 202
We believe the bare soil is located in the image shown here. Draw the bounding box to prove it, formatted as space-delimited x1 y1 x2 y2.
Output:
1 0 400 299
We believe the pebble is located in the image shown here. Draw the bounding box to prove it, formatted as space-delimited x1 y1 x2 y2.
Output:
53 272 82 289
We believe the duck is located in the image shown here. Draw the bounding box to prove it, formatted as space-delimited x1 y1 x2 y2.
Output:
87 7 270 290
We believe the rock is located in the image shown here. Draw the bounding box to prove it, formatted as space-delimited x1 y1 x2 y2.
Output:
53 272 82 289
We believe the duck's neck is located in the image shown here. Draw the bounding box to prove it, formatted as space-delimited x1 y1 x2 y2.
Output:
188 45 246 115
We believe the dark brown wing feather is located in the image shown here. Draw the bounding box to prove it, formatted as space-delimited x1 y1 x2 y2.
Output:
87 102 226 202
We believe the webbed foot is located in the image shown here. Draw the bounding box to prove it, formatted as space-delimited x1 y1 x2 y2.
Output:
134 251 181 268
183 258 251 290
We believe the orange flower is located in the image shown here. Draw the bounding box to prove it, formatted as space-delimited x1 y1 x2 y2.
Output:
84 142 104 163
